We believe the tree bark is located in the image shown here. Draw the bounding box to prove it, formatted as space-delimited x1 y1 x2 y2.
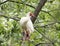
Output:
31 0 47 23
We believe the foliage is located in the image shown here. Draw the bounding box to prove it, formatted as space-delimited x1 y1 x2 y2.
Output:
0 0 60 46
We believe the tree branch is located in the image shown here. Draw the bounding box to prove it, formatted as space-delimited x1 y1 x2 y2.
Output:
0 0 35 9
35 28 55 46
0 0 57 21
35 28 53 42
35 42 54 46
8 0 35 9
48 8 60 12
0 0 8 5
41 10 57 21
0 13 20 21
31 0 47 23
35 21 60 28
8 0 59 22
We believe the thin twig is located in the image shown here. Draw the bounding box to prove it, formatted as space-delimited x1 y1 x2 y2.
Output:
0 14 20 21
35 42 53 46
35 28 55 46
8 0 35 9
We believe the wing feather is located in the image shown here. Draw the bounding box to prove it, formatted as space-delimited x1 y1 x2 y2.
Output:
26 19 34 33
20 17 28 26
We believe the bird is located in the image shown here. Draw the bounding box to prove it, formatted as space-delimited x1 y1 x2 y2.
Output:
19 12 34 40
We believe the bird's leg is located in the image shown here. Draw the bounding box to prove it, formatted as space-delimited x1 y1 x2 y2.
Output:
21 30 26 46
22 29 30 41
22 30 26 41
25 30 30 40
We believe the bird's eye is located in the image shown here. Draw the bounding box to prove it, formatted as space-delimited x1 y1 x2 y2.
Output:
30 13 34 17
30 13 32 16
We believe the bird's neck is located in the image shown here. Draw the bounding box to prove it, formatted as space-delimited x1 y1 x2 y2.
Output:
26 15 31 19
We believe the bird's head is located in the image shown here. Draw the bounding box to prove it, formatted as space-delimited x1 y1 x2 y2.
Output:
26 12 34 18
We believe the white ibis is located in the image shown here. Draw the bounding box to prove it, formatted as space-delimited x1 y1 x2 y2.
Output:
19 12 34 40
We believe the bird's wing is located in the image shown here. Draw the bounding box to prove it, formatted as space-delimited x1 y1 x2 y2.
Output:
20 17 29 26
26 19 34 33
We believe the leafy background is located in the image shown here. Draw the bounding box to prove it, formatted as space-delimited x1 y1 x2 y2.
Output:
0 0 60 46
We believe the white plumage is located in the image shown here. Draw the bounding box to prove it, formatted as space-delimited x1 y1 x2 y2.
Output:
20 12 34 34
